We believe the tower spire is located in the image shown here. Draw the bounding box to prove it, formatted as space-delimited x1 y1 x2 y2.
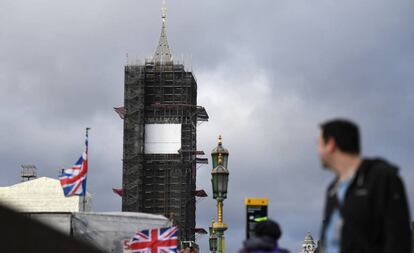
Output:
153 0 173 63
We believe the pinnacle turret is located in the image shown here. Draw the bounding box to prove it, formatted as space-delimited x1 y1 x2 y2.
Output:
152 0 173 63
299 232 316 253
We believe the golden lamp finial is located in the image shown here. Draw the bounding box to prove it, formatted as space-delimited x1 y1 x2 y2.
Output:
218 135 222 145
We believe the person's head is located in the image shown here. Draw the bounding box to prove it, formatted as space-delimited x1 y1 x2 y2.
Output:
254 219 282 241
318 119 360 169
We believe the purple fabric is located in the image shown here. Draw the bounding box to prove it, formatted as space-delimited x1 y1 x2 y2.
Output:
250 246 281 253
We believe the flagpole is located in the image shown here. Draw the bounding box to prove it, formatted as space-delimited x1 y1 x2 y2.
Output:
83 127 90 212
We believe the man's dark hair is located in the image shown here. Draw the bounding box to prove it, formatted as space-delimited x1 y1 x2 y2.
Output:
254 219 282 241
320 119 360 154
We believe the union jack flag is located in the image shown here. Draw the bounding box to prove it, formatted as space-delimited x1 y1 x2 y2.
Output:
59 129 89 197
129 226 178 253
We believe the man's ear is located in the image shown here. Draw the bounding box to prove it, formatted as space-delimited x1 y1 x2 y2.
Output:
326 137 336 153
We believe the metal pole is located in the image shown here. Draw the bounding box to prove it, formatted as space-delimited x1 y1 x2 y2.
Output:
82 194 86 211
82 127 90 212
217 200 225 253
215 227 224 253
213 199 227 253
217 200 223 223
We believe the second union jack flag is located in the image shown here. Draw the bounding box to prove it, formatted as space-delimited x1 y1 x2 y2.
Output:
59 130 89 197
129 226 178 253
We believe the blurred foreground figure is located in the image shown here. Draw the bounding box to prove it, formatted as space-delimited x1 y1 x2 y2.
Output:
318 119 412 253
239 219 290 253
0 204 104 253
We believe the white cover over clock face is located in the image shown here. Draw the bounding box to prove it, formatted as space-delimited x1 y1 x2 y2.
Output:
144 124 181 154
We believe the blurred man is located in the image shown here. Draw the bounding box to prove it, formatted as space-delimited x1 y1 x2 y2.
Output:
239 219 290 253
318 119 411 253
412 222 414 250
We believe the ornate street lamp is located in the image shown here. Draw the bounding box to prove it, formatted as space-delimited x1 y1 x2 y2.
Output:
209 220 218 253
211 154 229 201
210 135 229 253
211 135 229 169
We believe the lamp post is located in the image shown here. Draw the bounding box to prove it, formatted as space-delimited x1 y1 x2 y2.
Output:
209 220 218 253
210 135 229 253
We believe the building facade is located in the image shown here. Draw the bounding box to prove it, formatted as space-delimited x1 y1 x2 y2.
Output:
118 2 208 241
0 177 92 212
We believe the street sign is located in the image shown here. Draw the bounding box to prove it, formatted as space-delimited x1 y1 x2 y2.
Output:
245 197 268 239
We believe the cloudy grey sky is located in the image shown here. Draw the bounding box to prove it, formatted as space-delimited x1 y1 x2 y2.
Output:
1 0 414 252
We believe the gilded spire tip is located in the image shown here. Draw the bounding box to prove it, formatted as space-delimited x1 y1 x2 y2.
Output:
161 0 167 20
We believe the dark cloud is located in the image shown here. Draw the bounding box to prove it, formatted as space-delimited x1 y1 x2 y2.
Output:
1 0 413 252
